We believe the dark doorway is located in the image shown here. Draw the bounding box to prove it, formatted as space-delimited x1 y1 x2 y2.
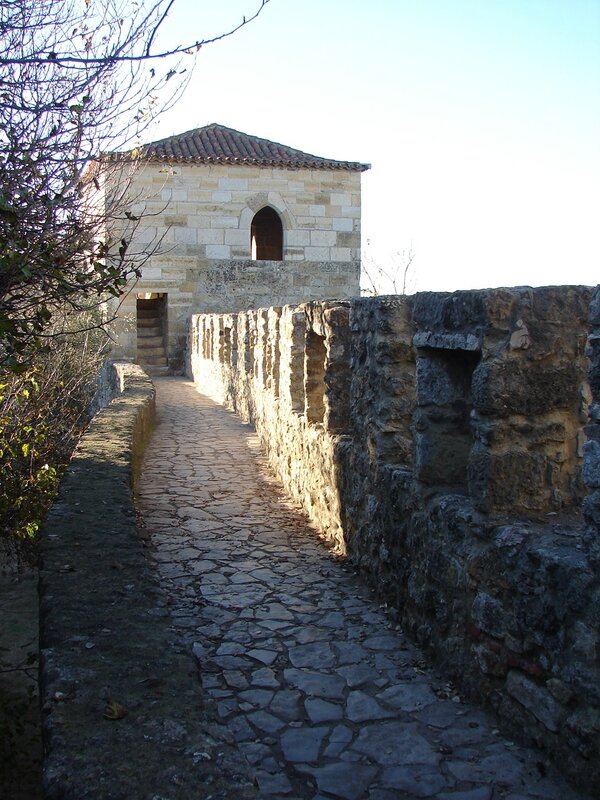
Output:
251 207 283 260
136 293 168 374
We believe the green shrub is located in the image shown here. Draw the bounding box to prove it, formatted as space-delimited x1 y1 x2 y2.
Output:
0 318 107 556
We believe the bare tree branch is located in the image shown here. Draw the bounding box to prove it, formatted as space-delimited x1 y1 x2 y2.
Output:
0 0 271 366
0 0 271 66
362 244 416 296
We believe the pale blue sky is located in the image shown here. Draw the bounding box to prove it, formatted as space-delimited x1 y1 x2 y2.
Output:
150 0 600 293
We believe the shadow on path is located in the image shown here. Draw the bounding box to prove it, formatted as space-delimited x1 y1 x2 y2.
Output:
0 567 42 800
138 378 590 800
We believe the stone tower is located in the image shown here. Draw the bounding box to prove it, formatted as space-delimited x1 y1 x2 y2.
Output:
102 124 369 372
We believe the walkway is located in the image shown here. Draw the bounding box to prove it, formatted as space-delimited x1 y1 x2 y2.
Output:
138 378 588 800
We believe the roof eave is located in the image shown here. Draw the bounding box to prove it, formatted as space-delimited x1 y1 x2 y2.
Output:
134 154 370 172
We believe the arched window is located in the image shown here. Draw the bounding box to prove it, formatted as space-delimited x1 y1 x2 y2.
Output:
251 207 283 260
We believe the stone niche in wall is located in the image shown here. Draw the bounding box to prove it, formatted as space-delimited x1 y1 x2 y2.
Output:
414 339 481 494
411 286 592 515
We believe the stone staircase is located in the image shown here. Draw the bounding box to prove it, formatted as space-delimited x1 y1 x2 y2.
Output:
136 301 169 376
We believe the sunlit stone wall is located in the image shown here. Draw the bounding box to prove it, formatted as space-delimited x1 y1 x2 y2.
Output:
104 162 362 371
189 286 599 793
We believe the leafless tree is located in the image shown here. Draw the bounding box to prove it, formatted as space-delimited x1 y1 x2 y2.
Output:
0 0 270 367
362 244 416 296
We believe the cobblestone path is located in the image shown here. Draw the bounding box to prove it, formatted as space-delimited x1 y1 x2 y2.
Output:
138 378 588 800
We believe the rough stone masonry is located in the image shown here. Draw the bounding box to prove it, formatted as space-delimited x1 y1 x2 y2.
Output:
189 285 600 793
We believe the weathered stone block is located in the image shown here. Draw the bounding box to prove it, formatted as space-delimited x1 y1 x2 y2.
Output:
310 230 337 247
583 440 600 488
174 226 197 244
335 231 360 248
472 361 580 417
197 228 224 244
332 217 353 232
583 490 600 529
473 642 507 676
587 335 600 396
206 244 231 259
285 229 310 247
468 447 547 513
218 177 248 191
565 707 600 758
414 422 471 487
330 247 353 262
163 214 187 226
412 290 488 334
588 286 600 326
305 246 330 260
471 591 506 638
529 285 592 324
506 671 564 732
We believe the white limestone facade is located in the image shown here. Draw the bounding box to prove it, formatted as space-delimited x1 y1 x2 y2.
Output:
104 125 368 372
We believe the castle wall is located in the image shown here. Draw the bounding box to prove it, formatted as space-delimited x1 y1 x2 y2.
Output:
583 286 600 529
107 162 362 371
188 286 600 793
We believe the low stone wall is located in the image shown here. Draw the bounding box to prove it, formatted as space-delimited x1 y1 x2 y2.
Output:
87 356 133 416
189 287 600 793
39 362 255 800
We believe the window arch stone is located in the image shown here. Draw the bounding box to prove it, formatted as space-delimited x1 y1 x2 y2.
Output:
240 192 295 260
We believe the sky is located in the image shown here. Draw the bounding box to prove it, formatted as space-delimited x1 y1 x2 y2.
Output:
149 0 600 294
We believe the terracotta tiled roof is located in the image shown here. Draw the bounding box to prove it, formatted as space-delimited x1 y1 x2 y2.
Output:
135 123 370 172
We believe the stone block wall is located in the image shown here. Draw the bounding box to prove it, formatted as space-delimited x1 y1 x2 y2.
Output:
189 301 353 549
107 163 362 370
189 286 600 792
584 285 600 530
125 162 362 264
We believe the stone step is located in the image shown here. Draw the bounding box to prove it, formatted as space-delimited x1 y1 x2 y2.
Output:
137 354 168 366
137 317 161 328
137 308 161 319
137 335 163 347
141 364 170 377
137 326 162 338
137 335 162 345
138 342 165 358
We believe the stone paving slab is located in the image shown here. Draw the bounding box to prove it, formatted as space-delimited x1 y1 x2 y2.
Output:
0 569 42 799
138 378 591 800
